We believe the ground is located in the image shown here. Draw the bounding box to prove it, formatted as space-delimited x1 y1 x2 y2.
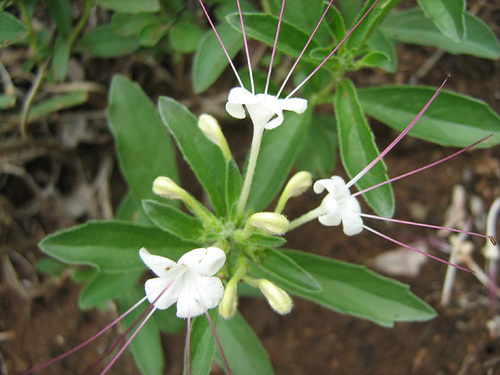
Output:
0 1 499 374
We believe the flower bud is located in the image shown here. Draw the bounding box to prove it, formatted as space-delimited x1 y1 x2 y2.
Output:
286 171 312 198
198 114 232 160
219 279 238 319
258 279 293 315
276 171 312 213
248 212 289 235
153 176 186 200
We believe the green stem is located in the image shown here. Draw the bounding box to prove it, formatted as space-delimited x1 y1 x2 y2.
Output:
237 125 264 216
261 0 272 14
69 0 93 47
20 59 48 139
288 206 324 231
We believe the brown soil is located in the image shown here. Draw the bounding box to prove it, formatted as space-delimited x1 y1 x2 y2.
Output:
1 1 499 374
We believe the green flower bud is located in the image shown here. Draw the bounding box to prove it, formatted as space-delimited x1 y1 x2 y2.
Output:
153 176 185 200
198 114 232 160
219 279 238 319
248 212 289 235
258 279 293 315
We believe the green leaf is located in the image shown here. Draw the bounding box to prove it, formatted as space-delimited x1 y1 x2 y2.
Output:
158 96 227 216
98 0 160 13
416 0 465 43
169 21 204 53
46 0 72 38
50 36 70 82
0 12 27 47
28 91 88 122
334 78 394 218
380 10 500 60
283 249 437 327
0 94 16 110
39 220 197 273
142 199 204 241
250 248 322 293
355 51 390 69
76 25 140 57
217 312 274 375
248 233 286 248
116 192 152 225
79 271 142 310
137 23 169 47
107 75 179 209
226 12 319 59
338 0 363 28
192 23 243 93
247 109 312 211
186 310 218 375
345 0 403 51
37 257 68 277
153 307 186 334
118 286 163 375
277 0 328 44
324 4 346 43
295 114 338 178
111 12 160 37
366 29 397 73
358 86 500 148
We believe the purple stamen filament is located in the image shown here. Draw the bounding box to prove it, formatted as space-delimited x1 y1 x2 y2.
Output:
352 135 493 198
345 74 449 190
265 0 286 95
286 0 380 99
363 225 472 272
236 0 255 94
204 309 232 375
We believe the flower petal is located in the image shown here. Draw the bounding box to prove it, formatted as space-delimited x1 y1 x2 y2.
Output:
195 275 224 309
280 97 308 114
178 247 226 276
341 212 364 236
144 277 181 310
225 102 246 119
139 248 177 278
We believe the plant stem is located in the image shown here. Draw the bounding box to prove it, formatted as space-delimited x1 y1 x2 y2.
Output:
237 125 264 216
288 206 324 231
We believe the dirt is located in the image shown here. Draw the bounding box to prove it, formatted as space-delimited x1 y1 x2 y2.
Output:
1 1 499 374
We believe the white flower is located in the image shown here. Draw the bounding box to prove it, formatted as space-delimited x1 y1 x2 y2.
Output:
225 87 307 130
139 247 226 318
313 176 363 236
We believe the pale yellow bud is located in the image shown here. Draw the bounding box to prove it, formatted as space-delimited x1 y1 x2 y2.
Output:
258 279 293 315
248 212 289 235
219 279 238 319
275 171 312 213
198 114 232 160
152 176 186 200
286 171 312 198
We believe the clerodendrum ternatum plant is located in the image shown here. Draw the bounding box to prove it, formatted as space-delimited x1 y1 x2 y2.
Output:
31 0 499 374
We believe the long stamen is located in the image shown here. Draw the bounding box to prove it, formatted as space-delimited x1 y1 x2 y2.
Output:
265 0 287 95
345 75 449 189
197 0 245 88
99 307 158 375
363 225 472 272
236 0 255 94
277 0 335 98
82 302 157 375
359 213 494 243
286 0 379 99
204 309 232 375
352 135 493 198
24 296 148 374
